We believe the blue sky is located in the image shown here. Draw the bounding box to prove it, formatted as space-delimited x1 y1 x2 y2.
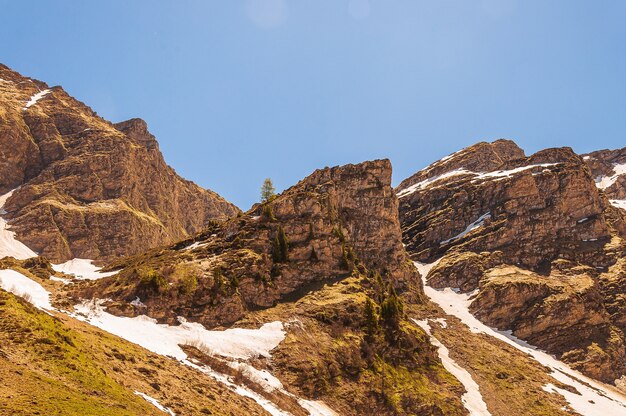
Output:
2 1 626 209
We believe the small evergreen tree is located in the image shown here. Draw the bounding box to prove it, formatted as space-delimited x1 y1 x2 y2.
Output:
260 178 276 203
363 297 380 342
272 225 289 262
380 285 403 331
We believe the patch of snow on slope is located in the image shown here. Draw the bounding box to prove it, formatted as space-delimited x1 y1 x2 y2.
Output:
596 163 626 190
183 241 209 251
23 89 51 110
73 301 285 360
610 199 626 210
298 399 338 416
397 169 474 198
52 259 118 280
413 319 491 416
183 359 291 416
0 190 37 260
72 300 294 414
440 213 491 245
398 164 558 199
415 261 626 416
0 269 52 310
473 163 557 181
134 391 175 415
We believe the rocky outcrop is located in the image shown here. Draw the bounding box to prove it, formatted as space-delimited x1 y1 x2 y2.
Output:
0 64 239 263
467 263 626 382
399 139 626 384
398 141 616 272
79 159 421 327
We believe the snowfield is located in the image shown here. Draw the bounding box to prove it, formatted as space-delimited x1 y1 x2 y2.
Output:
0 190 38 260
0 268 335 415
0 269 52 310
72 301 285 361
51 258 118 280
415 261 626 416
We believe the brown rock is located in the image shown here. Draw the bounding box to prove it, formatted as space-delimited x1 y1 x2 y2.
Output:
0 64 239 263
81 159 421 327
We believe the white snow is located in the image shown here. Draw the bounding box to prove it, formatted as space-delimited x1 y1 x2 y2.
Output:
49 276 72 285
415 260 626 416
413 319 490 416
0 269 52 310
440 212 491 245
610 199 626 210
595 163 626 190
183 241 208 251
23 89 51 110
134 391 175 415
52 259 118 280
130 297 147 308
397 164 558 199
71 300 298 414
298 399 338 416
397 169 474 198
73 301 285 360
472 164 557 181
0 190 38 260
183 359 291 416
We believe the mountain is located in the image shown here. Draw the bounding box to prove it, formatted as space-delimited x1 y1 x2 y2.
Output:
4 65 626 415
67 160 470 415
0 64 239 264
397 139 626 385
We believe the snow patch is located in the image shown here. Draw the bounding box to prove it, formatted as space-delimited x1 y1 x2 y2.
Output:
440 212 491 245
472 164 557 181
52 259 118 280
298 399 338 416
415 260 626 415
413 319 490 416
397 164 558 199
130 297 147 308
134 391 175 415
183 241 208 251
610 199 626 210
0 190 38 260
72 301 285 360
397 169 474 198
23 89 51 110
0 269 52 310
49 276 72 285
595 163 626 190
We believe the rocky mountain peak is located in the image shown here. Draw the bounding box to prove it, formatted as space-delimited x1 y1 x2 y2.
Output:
396 139 525 193
113 118 159 150
83 158 421 327
0 64 239 263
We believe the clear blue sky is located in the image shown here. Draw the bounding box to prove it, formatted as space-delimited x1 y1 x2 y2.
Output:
2 1 626 209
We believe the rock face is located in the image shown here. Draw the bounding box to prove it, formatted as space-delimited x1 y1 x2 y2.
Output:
0 64 239 263
82 159 421 327
398 139 626 384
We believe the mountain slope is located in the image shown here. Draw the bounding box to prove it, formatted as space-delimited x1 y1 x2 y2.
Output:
0 64 239 263
397 139 626 386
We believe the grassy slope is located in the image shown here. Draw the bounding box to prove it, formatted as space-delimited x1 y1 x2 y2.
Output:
0 288 269 416
240 276 467 416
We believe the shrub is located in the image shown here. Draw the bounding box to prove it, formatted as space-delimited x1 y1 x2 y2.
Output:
139 269 168 293
272 226 289 263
